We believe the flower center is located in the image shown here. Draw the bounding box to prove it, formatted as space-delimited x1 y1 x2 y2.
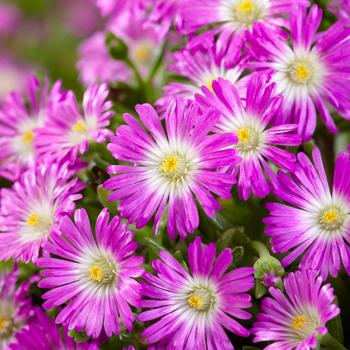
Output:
26 213 39 226
89 257 117 285
0 313 15 339
71 120 87 134
21 130 35 144
292 315 306 330
235 127 261 154
232 0 264 27
291 313 320 340
133 44 153 64
289 61 313 85
160 153 191 182
187 287 215 312
23 212 53 241
319 207 345 232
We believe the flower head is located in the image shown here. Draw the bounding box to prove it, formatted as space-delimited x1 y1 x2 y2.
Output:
0 267 35 349
138 236 254 349
103 99 238 239
248 5 350 140
264 148 350 278
0 162 83 262
10 308 99 350
38 208 144 338
196 74 301 200
252 270 340 350
36 84 113 163
0 76 62 180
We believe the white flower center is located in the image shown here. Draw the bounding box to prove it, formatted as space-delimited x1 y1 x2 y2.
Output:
88 256 118 286
187 286 216 312
159 153 193 183
235 126 262 154
318 207 346 232
290 311 321 341
231 0 266 27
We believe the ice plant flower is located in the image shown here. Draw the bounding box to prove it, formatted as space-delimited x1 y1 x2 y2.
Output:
248 5 350 140
38 208 144 338
36 84 113 163
264 148 350 278
10 308 99 350
77 32 131 86
252 270 340 350
138 236 254 349
180 0 309 60
196 74 301 200
0 267 35 349
0 162 83 263
0 76 61 180
103 100 239 238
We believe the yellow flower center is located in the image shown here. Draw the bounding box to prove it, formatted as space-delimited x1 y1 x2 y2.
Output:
21 130 34 144
187 295 203 310
160 153 191 182
322 209 338 224
0 317 8 331
71 120 87 134
235 126 261 154
134 44 153 64
237 128 250 143
319 207 345 232
26 213 39 226
232 0 264 27
289 61 314 84
89 265 103 282
292 315 306 330
162 155 178 174
237 0 255 13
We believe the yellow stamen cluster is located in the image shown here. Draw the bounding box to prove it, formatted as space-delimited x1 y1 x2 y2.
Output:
319 207 345 232
187 295 203 310
161 155 178 174
89 265 103 282
322 209 338 224
134 45 153 63
237 128 250 143
22 130 34 144
71 120 87 133
26 213 39 227
294 63 311 82
0 317 7 331
292 315 306 330
237 0 255 13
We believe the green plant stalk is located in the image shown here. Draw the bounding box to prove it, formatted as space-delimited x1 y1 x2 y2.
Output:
320 333 347 350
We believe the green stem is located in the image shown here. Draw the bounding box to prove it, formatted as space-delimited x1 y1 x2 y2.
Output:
250 240 271 258
125 58 144 91
320 333 347 350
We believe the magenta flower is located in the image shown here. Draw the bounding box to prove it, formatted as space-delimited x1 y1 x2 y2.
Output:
10 308 99 350
180 0 309 60
138 236 254 349
77 32 131 86
0 76 62 180
264 148 350 278
103 100 238 239
0 162 83 263
248 5 350 140
328 0 350 20
196 74 301 200
0 267 35 349
252 270 340 350
36 84 113 163
38 208 144 338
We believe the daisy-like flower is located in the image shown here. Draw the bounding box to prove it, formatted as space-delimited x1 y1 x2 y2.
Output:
157 34 244 112
0 75 61 180
264 148 350 278
196 74 301 200
36 84 113 164
103 99 238 238
10 308 99 350
248 5 350 140
0 162 83 263
328 0 350 20
77 32 131 86
252 270 340 350
180 0 309 60
0 267 35 349
38 208 144 338
138 236 254 349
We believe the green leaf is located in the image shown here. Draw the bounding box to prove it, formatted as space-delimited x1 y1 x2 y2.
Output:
105 32 128 61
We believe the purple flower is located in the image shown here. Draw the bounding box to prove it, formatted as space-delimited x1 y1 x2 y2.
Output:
77 32 131 86
248 5 350 140
0 162 83 263
252 270 340 350
0 267 35 349
103 100 238 239
36 84 113 164
179 0 309 61
328 0 350 20
38 208 144 338
10 308 99 350
138 236 254 349
0 76 62 180
264 148 350 278
196 74 301 200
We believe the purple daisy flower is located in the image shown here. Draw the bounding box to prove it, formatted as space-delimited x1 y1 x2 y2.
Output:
77 32 131 86
0 75 62 180
252 270 340 350
0 267 35 349
10 308 99 350
38 208 144 338
103 99 238 238
138 236 254 349
0 162 83 263
264 148 350 278
180 0 309 61
196 74 302 200
36 84 113 163
248 5 350 140
328 0 350 20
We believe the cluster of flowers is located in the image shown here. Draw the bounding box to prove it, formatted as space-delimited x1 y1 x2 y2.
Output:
0 0 350 349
